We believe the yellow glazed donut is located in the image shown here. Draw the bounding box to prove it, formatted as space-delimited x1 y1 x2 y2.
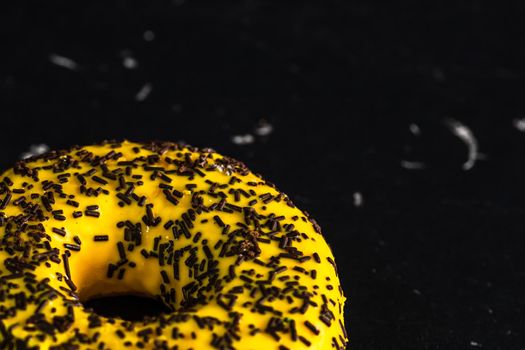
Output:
0 140 347 350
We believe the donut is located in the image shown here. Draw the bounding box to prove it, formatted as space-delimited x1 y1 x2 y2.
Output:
0 140 347 350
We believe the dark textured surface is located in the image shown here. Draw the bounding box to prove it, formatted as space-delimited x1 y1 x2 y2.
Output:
1 2 525 349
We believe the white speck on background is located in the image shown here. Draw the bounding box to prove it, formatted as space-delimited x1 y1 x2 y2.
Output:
20 144 50 159
143 30 155 41
135 83 152 101
409 123 421 135
401 160 425 170
513 118 525 131
120 50 138 69
413 289 422 295
445 119 478 171
254 120 274 136
123 57 138 70
469 341 482 347
231 134 255 145
49 54 78 70
353 192 363 207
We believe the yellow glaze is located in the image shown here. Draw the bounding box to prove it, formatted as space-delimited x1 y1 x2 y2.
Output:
0 140 347 350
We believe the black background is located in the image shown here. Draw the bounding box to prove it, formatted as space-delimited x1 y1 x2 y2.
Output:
1 1 525 349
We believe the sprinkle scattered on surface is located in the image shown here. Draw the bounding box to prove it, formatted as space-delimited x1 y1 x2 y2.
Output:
49 54 78 70
445 119 479 171
409 123 421 136
254 120 274 136
123 57 138 69
513 118 525 132
143 30 155 41
120 50 139 69
135 83 153 101
20 144 50 159
353 192 363 207
231 134 255 145
400 160 425 170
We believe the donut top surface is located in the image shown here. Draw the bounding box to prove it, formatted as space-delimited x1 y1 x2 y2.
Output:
0 140 347 350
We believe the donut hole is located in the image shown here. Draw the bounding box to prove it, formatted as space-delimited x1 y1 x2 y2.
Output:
84 294 172 321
